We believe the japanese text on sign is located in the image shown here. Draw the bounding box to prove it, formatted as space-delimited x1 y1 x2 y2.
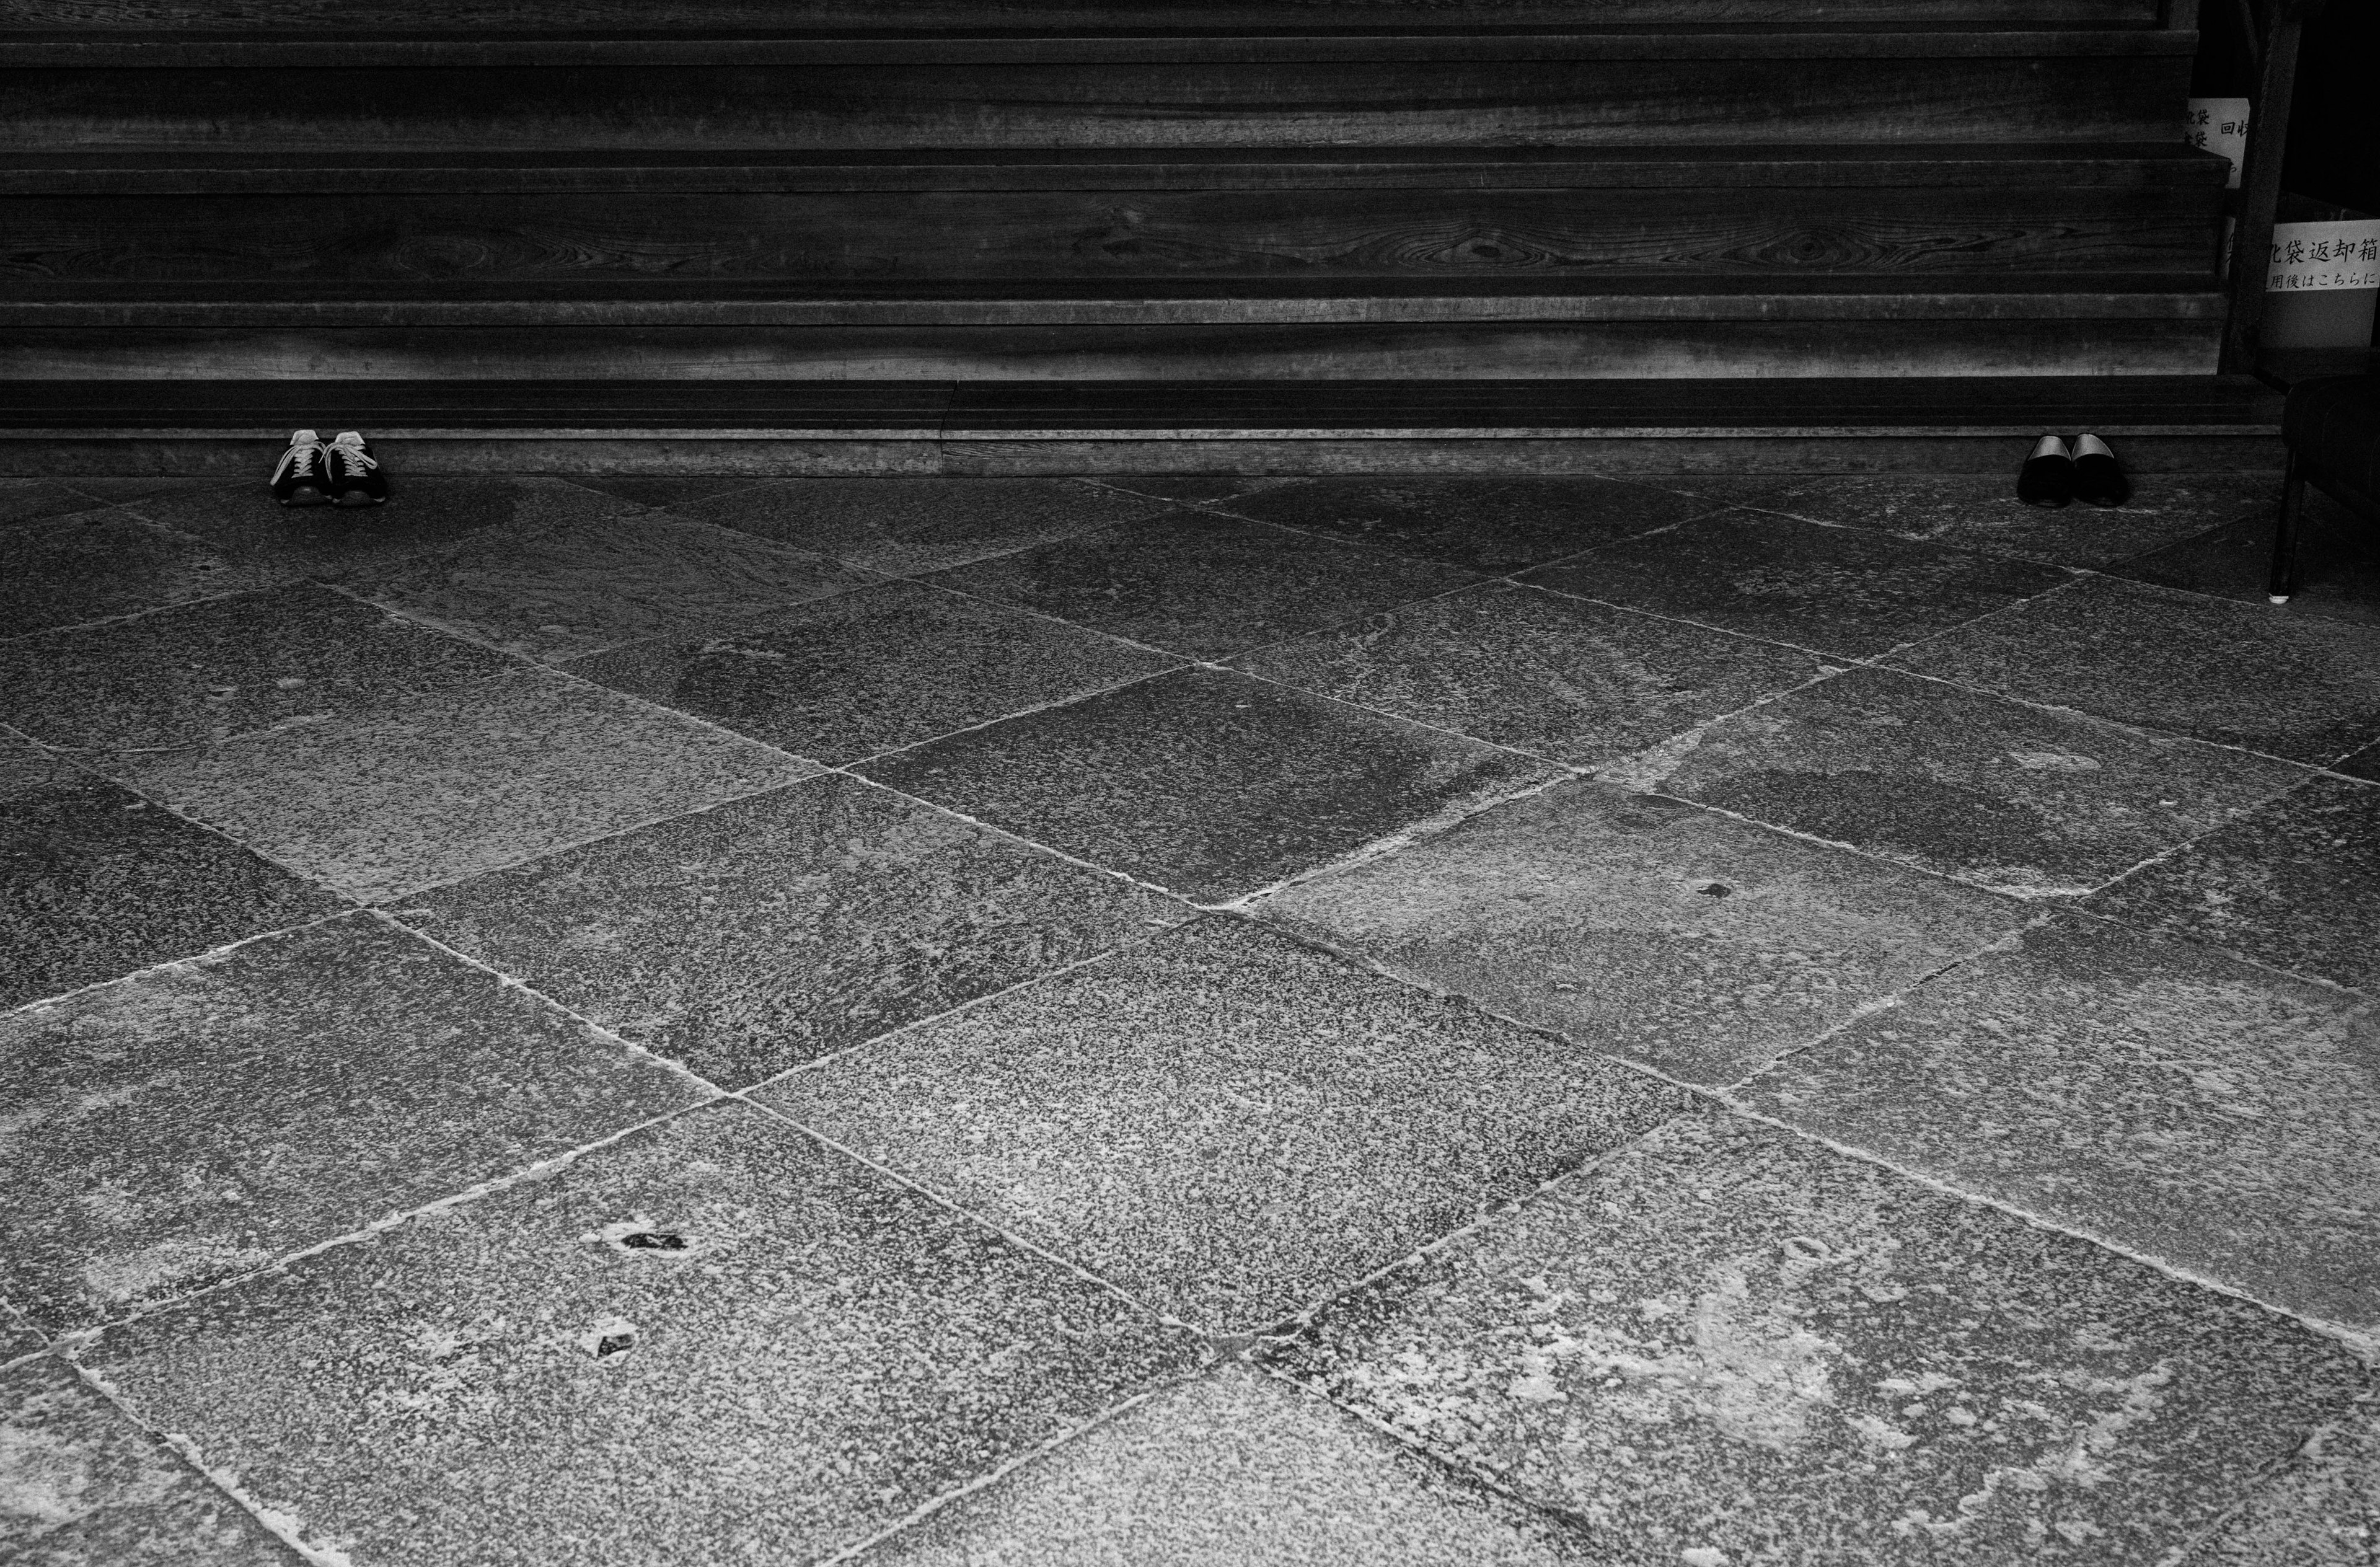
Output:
2267 221 2380 293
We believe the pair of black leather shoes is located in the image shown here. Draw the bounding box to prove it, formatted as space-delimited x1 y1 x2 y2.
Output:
2016 434 2129 508
270 428 389 508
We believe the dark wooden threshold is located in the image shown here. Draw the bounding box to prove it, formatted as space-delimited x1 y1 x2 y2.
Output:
0 376 2284 440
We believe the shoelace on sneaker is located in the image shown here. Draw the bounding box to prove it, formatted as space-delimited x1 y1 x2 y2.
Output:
328 443 379 474
272 442 322 483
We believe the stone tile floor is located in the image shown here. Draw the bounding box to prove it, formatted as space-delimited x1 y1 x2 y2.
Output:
3 466 2378 1566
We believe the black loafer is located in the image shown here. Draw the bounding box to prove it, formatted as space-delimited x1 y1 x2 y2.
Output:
2016 435 2074 508
2071 433 2130 508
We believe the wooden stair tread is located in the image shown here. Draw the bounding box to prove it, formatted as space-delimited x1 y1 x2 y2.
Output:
0 142 2234 195
0 376 2281 437
0 25 2197 65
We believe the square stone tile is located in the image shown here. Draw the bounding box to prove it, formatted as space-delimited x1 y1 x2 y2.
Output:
0 912 704 1330
1673 472 2279 569
2187 1410 2380 1565
1259 780 2022 1087
560 476 770 510
1523 511 2071 659
0 583 513 754
2112 487 2380 627
398 773 1187 1088
117 668 812 904
1233 580 1827 767
678 477 1159 575
927 510 1477 660
0 479 112 533
1 1357 302 1566
71 1101 1201 1567
2 774 344 1011
120 477 639 581
857 667 1561 905
568 580 1179 766
764 917 1691 1331
1634 665 2309 897
1277 1113 2372 1567
1093 477 1294 506
863 1366 1590 1567
335 508 874 663
2087 774 2380 994
1738 914 2380 1330
1221 477 1717 573
0 512 278 639
1888 575 2380 765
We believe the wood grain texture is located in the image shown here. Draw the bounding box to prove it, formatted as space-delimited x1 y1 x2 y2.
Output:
2 55 2188 149
0 317 2225 381
0 185 2224 286
2 0 2166 29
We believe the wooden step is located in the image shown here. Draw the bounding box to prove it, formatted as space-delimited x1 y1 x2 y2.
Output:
4 30 2194 149
0 376 2274 436
0 1 2172 31
0 146 2226 288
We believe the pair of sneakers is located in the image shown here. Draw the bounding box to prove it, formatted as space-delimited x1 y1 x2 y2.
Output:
270 429 387 508
2016 434 2129 509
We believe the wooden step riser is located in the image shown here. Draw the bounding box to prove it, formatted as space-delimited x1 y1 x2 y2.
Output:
4 320 2223 381
9 57 2189 148
0 187 2225 287
4 0 2169 28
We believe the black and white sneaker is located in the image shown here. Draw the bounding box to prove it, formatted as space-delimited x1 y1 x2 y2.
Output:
324 430 388 506
2016 435 2076 508
270 428 330 507
2071 433 2131 508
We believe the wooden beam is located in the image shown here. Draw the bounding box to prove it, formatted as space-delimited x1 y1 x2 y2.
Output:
2221 0 2322 371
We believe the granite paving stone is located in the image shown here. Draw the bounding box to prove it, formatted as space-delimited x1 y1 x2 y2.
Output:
2086 774 2380 994
1 1307 44 1362
0 512 276 639
2113 486 2380 626
568 580 1179 766
677 476 1160 575
0 583 513 756
1277 1113 2373 1567
1259 780 2023 1086
399 772 1188 1088
1523 510 2072 658
1093 477 1293 506
0 480 113 533
0 912 705 1330
863 1366 1592 1567
1738 913 2380 1330
1232 580 1826 767
2337 744 2380 784
69 1101 1202 1567
1888 575 2380 764
559 476 770 510
2185 1411 2380 1565
2 773 344 1011
858 667 1562 905
116 667 813 904
120 477 643 581
1220 477 1717 573
1634 664 2309 896
57 479 244 508
1671 472 2280 569
1 1356 302 1566
764 917 1691 1331
335 507 875 663
928 509 1478 660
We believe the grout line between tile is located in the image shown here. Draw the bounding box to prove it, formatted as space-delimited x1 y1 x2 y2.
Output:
733 1095 1195 1333
66 1357 362 1567
818 1367 1220 1567
1 905 363 1024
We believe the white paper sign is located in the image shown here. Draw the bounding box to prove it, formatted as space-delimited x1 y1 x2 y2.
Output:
2267 220 2380 293
2184 97 2250 189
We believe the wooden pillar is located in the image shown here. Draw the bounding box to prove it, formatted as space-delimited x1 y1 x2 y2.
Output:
2220 0 2320 373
